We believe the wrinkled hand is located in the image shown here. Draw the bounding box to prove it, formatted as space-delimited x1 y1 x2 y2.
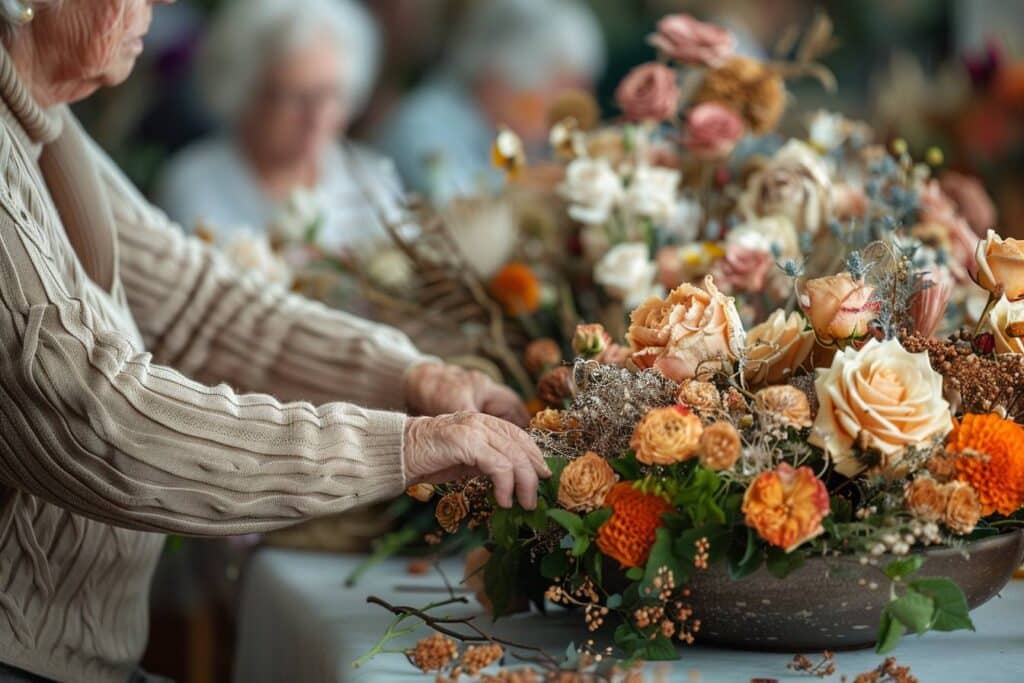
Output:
403 414 550 509
404 363 529 427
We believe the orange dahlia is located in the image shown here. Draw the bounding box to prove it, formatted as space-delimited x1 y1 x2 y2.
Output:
595 482 673 568
946 413 1024 516
490 263 541 316
742 463 830 552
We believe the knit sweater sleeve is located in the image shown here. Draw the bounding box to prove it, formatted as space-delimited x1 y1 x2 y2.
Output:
0 178 410 538
93 143 432 410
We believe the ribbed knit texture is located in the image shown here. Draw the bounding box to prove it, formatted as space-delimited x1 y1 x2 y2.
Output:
0 46 427 683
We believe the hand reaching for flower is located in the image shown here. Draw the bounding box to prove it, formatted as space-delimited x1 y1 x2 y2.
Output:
403 413 550 509
404 363 530 427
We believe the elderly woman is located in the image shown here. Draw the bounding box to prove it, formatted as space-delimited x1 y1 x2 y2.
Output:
155 0 398 252
0 2 548 682
375 0 605 202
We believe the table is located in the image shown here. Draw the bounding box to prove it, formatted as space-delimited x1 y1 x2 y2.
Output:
234 549 1024 682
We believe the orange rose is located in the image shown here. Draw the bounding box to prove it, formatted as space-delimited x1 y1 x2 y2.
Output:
631 406 704 466
698 421 742 471
595 483 673 568
905 477 948 523
524 339 562 376
975 230 1024 301
754 385 812 430
557 452 618 512
798 273 879 345
943 481 983 535
742 463 830 552
490 263 541 315
628 275 745 382
744 309 815 385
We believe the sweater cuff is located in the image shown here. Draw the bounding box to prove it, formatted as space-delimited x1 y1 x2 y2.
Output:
372 348 440 411
348 409 409 502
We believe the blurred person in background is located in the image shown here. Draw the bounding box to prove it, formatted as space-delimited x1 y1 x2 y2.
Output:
374 0 606 202
155 0 402 253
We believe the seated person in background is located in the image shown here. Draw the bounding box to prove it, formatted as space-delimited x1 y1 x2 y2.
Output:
155 0 400 253
374 0 606 203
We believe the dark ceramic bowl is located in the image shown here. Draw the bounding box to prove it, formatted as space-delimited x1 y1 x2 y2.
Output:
687 530 1024 652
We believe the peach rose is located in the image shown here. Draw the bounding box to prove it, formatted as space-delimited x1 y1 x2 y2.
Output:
905 477 948 523
615 62 680 123
742 463 830 552
810 338 952 477
699 421 742 471
737 140 832 235
572 323 613 359
744 310 815 385
798 273 879 345
684 102 745 160
631 406 704 466
648 13 735 67
943 481 983 535
975 230 1024 301
557 452 618 512
755 385 813 430
628 275 745 382
987 295 1024 354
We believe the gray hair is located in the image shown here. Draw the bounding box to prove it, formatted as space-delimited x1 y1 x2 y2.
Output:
198 0 381 125
447 0 605 89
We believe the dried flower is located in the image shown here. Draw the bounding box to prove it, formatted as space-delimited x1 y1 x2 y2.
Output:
745 310 816 386
461 644 504 675
695 56 785 134
811 339 951 477
406 483 435 503
436 492 469 534
530 408 570 432
596 483 673 568
491 127 525 178
409 634 458 672
975 230 1024 301
558 452 618 512
684 102 745 160
490 263 541 315
755 385 813 429
537 366 575 407
743 463 830 552
622 165 681 225
909 268 953 338
615 62 680 123
904 477 948 523
676 380 721 415
631 406 704 466
628 275 746 382
524 339 563 376
947 413 1024 515
572 323 613 359
738 140 832 235
648 13 735 67
699 421 742 470
943 481 983 534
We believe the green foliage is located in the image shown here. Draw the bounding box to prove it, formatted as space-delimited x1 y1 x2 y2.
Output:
728 527 763 580
610 452 643 481
641 528 687 594
765 546 805 579
875 574 974 653
883 555 924 580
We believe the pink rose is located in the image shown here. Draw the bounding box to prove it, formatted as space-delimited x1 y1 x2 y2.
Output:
648 14 735 67
939 171 997 237
615 62 680 123
909 268 953 338
713 242 774 294
684 103 745 160
798 273 879 345
918 180 979 279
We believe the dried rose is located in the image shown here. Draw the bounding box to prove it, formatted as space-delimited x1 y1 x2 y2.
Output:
699 421 742 471
745 310 815 386
648 13 735 67
557 452 618 512
976 230 1024 301
798 273 879 345
905 477 949 523
755 385 813 430
524 339 563 377
435 492 469 534
615 62 680 123
677 379 721 415
572 323 613 359
406 483 436 503
631 406 704 466
537 366 575 407
943 481 983 535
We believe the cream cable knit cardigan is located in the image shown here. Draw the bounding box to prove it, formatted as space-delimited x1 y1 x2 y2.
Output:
0 46 428 682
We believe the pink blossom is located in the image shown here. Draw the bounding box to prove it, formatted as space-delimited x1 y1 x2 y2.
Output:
615 62 680 123
909 269 953 338
648 14 735 67
684 103 745 160
713 242 774 294
939 171 997 237
918 180 979 280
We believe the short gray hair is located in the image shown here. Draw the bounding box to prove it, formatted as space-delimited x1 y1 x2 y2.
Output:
447 0 605 89
198 0 381 125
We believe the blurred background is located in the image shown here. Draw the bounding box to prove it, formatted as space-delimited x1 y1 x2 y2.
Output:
97 1 1023 680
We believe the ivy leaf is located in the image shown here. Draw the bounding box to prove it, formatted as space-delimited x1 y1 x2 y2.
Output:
547 509 586 538
606 594 623 609
540 551 570 580
489 508 518 550
633 635 680 661
642 528 685 593
875 611 907 654
484 546 518 617
728 527 762 580
571 536 591 557
610 452 643 481
583 508 613 534
765 546 805 579
887 589 936 634
909 578 975 632
539 457 567 502
625 567 645 581
883 555 924 580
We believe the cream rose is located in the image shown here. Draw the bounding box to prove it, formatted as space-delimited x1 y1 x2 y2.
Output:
798 273 879 345
622 165 681 225
975 230 1024 302
810 338 952 477
628 275 745 382
737 140 832 236
987 295 1024 354
594 242 661 308
559 157 624 225
744 310 815 386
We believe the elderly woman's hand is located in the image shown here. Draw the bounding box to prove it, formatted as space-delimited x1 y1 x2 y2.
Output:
403 414 550 509
404 363 530 427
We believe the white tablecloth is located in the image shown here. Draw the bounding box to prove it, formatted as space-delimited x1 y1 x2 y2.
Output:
234 549 1024 682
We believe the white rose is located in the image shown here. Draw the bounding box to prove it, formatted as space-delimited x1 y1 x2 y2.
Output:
559 157 624 224
222 230 292 286
807 110 846 151
269 188 324 245
594 242 661 307
663 196 703 242
988 295 1024 354
810 338 951 477
622 165 680 225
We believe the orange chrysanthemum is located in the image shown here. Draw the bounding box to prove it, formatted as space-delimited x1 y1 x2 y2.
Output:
742 463 830 552
595 482 673 568
490 263 541 316
946 413 1024 516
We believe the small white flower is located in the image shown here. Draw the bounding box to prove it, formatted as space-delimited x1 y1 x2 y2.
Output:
622 165 680 225
222 230 292 285
807 110 847 151
270 188 325 245
662 196 703 242
593 242 661 307
366 248 413 290
559 157 624 225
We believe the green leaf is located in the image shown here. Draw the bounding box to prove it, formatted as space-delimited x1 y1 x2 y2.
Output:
571 536 591 557
547 509 586 537
765 546 805 579
884 555 924 580
583 508 613 534
909 578 975 632
829 496 854 523
540 551 570 580
606 593 623 609
484 546 519 617
633 635 680 661
539 457 567 502
875 611 907 654
728 527 762 580
625 567 645 581
610 452 643 481
887 589 935 635
642 528 685 594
